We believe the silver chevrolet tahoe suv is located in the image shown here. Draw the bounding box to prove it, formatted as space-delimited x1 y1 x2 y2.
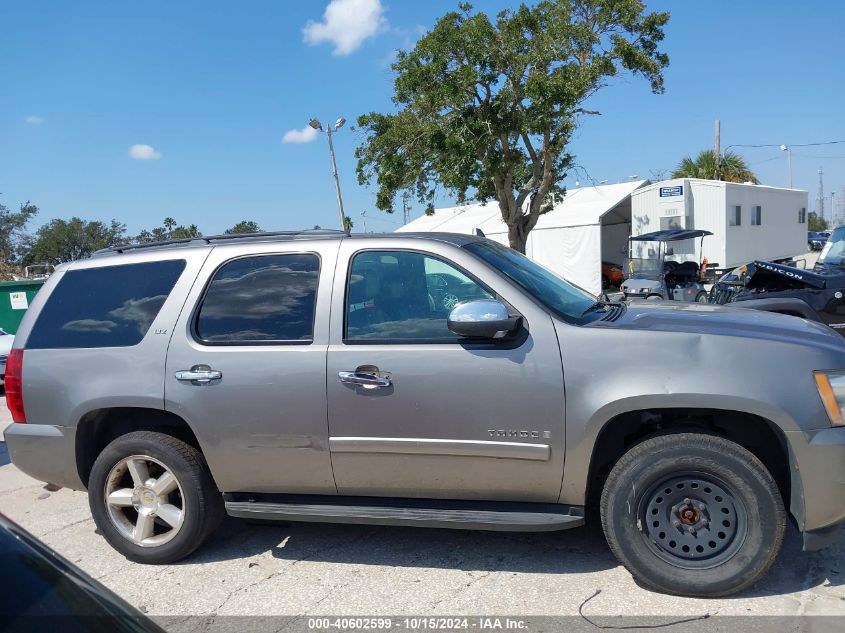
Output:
6 230 845 597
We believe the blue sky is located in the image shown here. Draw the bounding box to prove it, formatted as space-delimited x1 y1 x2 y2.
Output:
1 0 844 236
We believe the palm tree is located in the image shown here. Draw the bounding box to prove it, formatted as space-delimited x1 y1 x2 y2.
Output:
671 150 759 184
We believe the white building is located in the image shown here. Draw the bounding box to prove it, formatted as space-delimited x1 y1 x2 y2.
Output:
397 180 649 295
630 179 809 272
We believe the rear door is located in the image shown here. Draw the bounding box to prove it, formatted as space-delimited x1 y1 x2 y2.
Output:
326 238 566 502
164 240 340 494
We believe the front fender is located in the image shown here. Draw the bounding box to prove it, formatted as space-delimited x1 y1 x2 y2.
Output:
558 392 798 506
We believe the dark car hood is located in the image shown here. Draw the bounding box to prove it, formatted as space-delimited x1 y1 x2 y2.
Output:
590 301 845 351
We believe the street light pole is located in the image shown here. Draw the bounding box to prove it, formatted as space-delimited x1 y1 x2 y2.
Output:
780 144 792 188
310 117 347 232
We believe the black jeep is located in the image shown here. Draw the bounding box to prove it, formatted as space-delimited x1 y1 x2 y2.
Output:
711 226 845 335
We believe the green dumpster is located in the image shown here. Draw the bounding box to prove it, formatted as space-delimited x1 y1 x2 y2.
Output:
0 280 45 334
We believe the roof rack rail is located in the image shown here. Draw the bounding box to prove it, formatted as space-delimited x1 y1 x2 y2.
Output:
93 229 348 256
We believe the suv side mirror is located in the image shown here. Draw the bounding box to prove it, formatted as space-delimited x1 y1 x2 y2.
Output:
447 300 520 339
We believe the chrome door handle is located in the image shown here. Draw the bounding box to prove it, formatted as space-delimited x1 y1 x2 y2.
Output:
175 365 222 383
338 371 391 389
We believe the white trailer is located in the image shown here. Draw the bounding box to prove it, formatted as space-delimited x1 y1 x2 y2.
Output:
630 179 809 274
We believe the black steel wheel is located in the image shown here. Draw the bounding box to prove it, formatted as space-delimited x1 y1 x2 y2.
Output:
601 433 785 597
639 473 746 569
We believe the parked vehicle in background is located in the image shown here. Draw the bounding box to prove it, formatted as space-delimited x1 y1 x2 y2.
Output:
7 230 845 598
0 329 13 384
621 229 712 302
12 263 55 282
708 264 749 305
0 513 165 632
425 270 490 310
808 231 827 251
712 226 845 336
601 261 625 289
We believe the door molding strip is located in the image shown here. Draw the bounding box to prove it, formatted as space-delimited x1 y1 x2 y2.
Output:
329 437 550 461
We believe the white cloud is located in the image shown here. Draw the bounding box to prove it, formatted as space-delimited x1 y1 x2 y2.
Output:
128 144 161 160
24 115 44 124
303 0 386 56
282 125 319 144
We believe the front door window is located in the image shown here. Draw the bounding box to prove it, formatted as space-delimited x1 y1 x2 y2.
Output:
345 250 493 342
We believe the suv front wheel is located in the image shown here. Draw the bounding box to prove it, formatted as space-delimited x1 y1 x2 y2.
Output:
88 430 224 564
601 432 785 597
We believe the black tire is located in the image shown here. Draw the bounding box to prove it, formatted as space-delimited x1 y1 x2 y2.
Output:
695 291 708 303
88 430 224 564
600 433 785 597
645 294 663 301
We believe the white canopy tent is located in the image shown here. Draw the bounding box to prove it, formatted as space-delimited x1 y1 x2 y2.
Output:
398 180 649 295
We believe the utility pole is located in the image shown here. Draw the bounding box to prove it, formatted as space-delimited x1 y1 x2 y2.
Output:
402 191 411 225
360 210 367 233
831 192 836 228
714 119 721 180
818 168 825 223
780 145 792 188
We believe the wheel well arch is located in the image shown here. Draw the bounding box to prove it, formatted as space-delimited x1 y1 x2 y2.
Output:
585 408 790 513
75 407 201 488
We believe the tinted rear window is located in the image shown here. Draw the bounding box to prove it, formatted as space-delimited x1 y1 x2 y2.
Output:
194 254 319 344
27 260 186 349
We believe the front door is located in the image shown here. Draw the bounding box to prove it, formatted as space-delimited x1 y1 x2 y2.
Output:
326 240 566 502
165 240 339 494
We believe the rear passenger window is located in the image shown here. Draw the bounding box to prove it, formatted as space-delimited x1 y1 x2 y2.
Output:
195 254 319 344
27 260 186 349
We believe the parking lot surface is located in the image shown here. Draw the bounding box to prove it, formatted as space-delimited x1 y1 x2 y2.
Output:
1 397 844 624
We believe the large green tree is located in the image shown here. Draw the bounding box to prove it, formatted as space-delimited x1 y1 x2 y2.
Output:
808 211 827 232
24 217 127 264
0 199 38 262
225 220 262 234
671 150 759 184
356 0 669 252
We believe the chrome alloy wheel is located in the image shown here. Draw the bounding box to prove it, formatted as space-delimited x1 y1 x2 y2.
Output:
442 293 460 309
104 455 185 547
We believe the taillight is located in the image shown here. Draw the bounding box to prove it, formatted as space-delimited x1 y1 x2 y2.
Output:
6 348 25 423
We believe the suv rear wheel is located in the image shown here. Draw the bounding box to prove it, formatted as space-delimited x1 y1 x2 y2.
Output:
600 432 785 597
88 430 224 564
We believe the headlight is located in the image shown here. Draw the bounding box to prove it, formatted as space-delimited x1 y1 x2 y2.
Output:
813 371 845 426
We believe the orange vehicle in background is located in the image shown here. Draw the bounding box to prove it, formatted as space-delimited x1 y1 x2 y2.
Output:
602 261 625 289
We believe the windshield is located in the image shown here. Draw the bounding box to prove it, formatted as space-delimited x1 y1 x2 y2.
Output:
625 257 663 280
818 227 845 268
463 241 596 320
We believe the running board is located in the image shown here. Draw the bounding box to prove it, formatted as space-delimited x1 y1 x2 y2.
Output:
224 494 584 532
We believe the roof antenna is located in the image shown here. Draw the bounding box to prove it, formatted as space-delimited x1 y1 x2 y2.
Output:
475 228 485 237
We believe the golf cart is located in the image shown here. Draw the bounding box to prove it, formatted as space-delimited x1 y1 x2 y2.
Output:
621 229 713 302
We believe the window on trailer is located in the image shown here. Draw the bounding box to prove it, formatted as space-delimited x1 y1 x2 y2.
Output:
729 206 741 226
799 208 807 223
751 206 762 226
660 216 683 231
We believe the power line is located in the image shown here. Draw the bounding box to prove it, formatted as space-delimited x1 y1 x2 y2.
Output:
725 140 845 150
